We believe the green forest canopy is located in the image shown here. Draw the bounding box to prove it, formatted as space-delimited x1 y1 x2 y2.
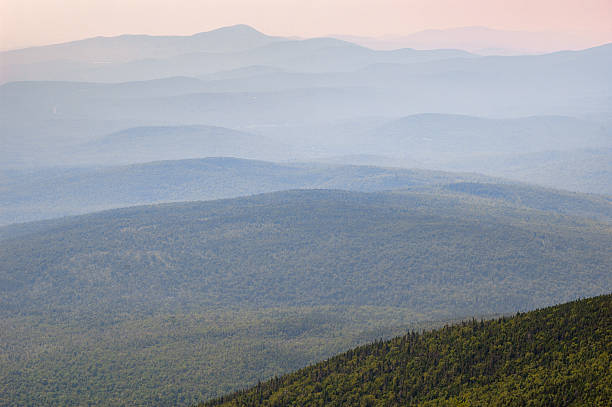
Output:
203 294 612 407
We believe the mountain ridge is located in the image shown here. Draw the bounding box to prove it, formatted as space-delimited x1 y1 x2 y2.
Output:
3 156 611 226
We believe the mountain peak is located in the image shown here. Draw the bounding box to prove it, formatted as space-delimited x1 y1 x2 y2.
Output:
192 24 269 38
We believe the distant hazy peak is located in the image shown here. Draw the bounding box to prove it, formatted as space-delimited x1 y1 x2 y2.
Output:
192 24 270 38
0 24 284 67
332 26 610 55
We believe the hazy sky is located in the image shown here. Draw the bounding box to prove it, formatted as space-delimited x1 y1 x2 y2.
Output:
1 0 611 50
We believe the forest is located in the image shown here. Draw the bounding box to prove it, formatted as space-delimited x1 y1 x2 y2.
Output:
1 189 610 406
203 294 612 406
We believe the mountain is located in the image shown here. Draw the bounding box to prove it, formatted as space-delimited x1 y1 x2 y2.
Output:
2 72 611 170
2 157 612 227
0 33 473 84
334 26 606 55
0 83 388 160
1 189 610 405
0 25 281 66
203 294 612 406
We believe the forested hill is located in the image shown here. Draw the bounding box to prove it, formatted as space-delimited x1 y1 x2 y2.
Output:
1 189 610 405
202 294 612 407
2 189 611 317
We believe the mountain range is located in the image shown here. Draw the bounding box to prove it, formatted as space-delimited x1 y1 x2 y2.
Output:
333 26 608 55
1 23 611 407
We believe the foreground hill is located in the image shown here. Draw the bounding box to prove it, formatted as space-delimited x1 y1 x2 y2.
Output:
204 294 612 407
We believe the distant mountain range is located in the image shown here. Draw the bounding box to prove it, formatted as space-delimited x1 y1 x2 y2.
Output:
0 25 473 84
2 25 610 187
333 26 609 55
1 24 282 65
2 115 610 196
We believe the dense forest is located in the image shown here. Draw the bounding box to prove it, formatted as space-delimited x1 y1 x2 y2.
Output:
1 189 610 405
2 189 610 316
203 294 612 407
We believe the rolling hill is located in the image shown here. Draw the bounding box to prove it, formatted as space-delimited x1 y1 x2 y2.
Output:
3 157 611 226
0 157 497 225
1 189 610 405
4 189 610 316
203 294 612 406
75 125 289 164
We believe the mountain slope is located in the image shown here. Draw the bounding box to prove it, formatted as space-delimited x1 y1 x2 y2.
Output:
1 190 610 406
203 294 612 406
2 189 610 316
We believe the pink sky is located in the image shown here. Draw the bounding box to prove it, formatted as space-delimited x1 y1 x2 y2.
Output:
1 0 611 51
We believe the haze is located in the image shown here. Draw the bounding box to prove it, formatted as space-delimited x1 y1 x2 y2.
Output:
1 2 611 406
2 0 612 51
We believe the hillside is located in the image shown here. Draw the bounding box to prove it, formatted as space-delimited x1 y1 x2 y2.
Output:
1 189 611 405
2 189 611 317
1 157 495 225
2 157 611 226
203 294 612 407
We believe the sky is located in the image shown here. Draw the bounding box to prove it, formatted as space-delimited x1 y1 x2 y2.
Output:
1 0 611 51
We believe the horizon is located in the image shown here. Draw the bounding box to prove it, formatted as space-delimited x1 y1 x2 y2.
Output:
2 0 612 52
1 22 610 56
